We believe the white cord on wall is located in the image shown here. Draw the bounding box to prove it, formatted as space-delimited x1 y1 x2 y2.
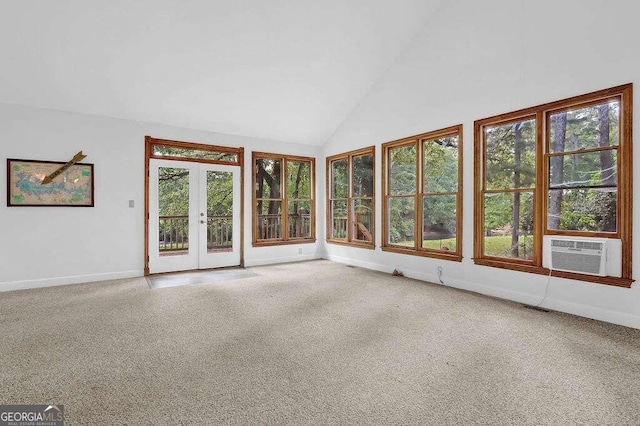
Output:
534 268 553 308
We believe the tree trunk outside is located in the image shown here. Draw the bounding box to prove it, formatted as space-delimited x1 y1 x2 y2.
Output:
548 112 567 230
511 123 522 258
291 163 304 236
256 159 282 237
269 161 281 215
256 162 264 218
597 104 616 232
597 104 615 185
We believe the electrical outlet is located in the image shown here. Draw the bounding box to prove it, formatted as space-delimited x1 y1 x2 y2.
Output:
437 266 443 275
128 200 135 208
298 247 303 254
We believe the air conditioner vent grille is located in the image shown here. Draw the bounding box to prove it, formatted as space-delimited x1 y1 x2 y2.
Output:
575 241 603 251
551 240 575 248
551 252 603 274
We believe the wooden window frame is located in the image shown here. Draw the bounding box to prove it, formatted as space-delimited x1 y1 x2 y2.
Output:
473 84 633 288
148 137 242 166
382 125 463 262
144 136 245 275
252 152 316 247
326 146 376 249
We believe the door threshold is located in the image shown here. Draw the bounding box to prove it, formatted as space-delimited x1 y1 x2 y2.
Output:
147 265 244 277
146 267 258 289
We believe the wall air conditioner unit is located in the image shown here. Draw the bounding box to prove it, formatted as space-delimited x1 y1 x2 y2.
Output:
547 237 607 276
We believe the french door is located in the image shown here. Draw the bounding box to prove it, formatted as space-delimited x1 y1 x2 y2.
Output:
148 159 241 274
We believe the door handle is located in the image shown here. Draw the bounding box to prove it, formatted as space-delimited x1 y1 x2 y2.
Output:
200 220 206 224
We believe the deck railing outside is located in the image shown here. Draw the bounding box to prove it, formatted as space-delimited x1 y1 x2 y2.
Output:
331 213 372 241
159 215 233 253
257 213 312 240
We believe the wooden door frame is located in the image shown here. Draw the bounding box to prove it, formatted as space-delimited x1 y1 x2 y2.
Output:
144 136 244 275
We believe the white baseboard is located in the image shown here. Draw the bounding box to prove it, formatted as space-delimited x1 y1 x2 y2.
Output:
244 254 320 267
540 298 640 329
326 255 640 330
0 270 144 292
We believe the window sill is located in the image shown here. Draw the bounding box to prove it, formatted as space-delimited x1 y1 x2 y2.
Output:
473 258 633 288
326 239 375 250
252 239 316 248
382 245 462 262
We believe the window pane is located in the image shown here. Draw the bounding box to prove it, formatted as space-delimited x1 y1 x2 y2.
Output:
331 200 348 239
332 159 348 198
548 188 617 232
287 161 311 198
256 200 282 240
255 158 282 198
389 144 417 195
549 150 617 189
549 100 620 153
485 119 536 190
352 154 374 197
422 195 457 252
153 145 237 162
424 135 459 193
388 197 415 246
288 200 312 239
352 199 373 242
484 191 534 260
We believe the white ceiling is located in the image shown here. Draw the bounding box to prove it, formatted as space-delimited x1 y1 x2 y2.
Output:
0 0 444 145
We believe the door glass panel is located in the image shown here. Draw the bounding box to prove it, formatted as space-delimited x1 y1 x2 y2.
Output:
257 200 282 240
158 167 190 256
206 171 233 253
288 200 312 239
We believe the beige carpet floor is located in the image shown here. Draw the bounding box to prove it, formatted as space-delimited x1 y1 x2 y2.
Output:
1 260 639 425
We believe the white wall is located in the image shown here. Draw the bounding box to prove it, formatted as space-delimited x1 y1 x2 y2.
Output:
0 104 323 290
323 0 640 328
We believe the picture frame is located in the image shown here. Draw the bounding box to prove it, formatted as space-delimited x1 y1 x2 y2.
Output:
7 158 95 207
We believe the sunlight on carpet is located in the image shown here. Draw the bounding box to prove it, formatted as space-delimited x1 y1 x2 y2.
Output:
147 268 259 289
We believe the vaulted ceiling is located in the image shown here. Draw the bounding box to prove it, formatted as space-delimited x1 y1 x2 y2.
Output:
0 0 444 145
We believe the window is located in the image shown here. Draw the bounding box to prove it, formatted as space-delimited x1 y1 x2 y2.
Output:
147 137 241 165
382 125 463 261
253 152 315 246
474 84 632 287
327 147 375 248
